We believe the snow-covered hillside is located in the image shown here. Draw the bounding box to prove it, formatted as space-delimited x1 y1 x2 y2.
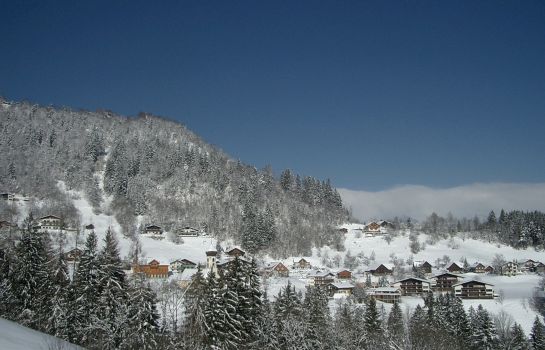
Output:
0 318 82 350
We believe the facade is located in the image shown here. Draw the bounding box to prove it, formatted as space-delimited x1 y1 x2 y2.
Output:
263 262 290 277
337 270 352 280
368 264 394 276
468 263 486 273
485 266 495 274
329 282 354 297
226 247 246 258
368 287 401 303
392 277 431 296
364 222 382 235
501 261 519 276
176 226 200 236
308 271 335 286
453 280 495 299
535 262 545 274
35 215 62 231
293 258 312 269
413 261 432 274
144 225 163 235
447 262 463 274
431 272 461 292
133 259 169 278
170 259 197 272
65 248 83 262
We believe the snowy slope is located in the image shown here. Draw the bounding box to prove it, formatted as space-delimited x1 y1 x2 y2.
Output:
0 318 82 350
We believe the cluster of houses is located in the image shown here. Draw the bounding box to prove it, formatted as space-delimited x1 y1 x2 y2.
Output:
444 259 545 276
142 224 203 237
338 221 395 237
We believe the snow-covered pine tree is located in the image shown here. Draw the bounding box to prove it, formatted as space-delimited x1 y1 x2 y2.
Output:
363 296 383 347
387 301 404 346
182 266 208 349
470 304 498 350
531 316 545 350
49 247 71 339
68 229 101 344
303 285 331 349
203 269 229 348
93 228 129 349
121 274 160 350
510 322 530 350
409 304 428 349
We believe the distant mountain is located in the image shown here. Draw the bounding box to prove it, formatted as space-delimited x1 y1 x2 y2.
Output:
0 99 348 257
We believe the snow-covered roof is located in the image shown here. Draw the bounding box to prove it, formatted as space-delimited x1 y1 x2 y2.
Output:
370 287 400 293
308 270 334 278
393 277 430 284
179 268 199 280
331 282 355 289
453 279 494 287
431 271 460 278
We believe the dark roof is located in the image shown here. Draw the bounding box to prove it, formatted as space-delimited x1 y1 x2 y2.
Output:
146 225 162 230
85 224 95 229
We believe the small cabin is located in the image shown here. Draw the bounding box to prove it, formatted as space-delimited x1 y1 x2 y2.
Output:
293 258 312 269
65 248 83 262
468 262 486 273
133 259 169 278
413 261 432 274
447 262 463 274
364 222 382 235
329 282 354 297
226 247 246 258
170 259 197 272
262 262 289 278
144 225 163 235
484 265 495 274
337 270 352 280
367 264 394 276
176 226 200 237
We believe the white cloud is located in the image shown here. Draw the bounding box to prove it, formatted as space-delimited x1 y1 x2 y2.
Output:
339 183 545 222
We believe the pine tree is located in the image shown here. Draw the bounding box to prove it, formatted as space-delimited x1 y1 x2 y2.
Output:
363 296 383 347
387 301 404 345
511 322 530 350
183 266 208 348
304 285 331 349
122 274 160 350
470 305 498 350
531 316 545 350
94 228 129 349
409 305 428 349
49 248 70 338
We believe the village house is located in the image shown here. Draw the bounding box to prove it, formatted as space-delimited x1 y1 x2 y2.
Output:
133 259 169 278
35 215 63 231
368 287 401 303
226 247 246 258
534 262 545 274
413 261 432 274
293 258 312 269
176 226 200 237
337 270 352 280
430 272 461 293
392 277 431 296
364 222 382 236
447 262 464 274
501 261 519 276
367 264 394 276
453 279 495 299
485 265 494 274
308 271 335 286
64 248 83 263
177 268 199 288
170 259 197 272
329 282 354 297
262 262 290 278
468 262 486 274
144 225 163 235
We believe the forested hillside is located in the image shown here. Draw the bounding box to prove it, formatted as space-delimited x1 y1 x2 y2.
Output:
0 99 348 257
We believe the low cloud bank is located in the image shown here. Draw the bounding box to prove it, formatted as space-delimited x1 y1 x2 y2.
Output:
339 183 545 222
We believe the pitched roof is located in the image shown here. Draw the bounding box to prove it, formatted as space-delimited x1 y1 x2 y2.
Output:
394 277 430 284
331 282 355 289
453 279 494 287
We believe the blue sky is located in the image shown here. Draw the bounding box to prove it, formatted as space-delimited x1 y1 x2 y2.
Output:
1 0 544 191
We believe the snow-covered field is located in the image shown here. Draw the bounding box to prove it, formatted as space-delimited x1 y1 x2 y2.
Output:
0 318 82 350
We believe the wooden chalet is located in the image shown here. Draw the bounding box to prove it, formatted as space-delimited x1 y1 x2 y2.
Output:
484 265 494 274
133 259 169 278
392 277 431 296
35 215 63 231
501 261 519 276
176 226 200 237
170 259 197 272
447 262 463 274
413 261 432 274
430 272 461 292
144 225 163 235
364 222 382 235
293 258 312 269
329 282 354 297
226 247 246 258
535 262 545 274
368 287 401 303
262 262 289 277
468 262 486 273
65 248 83 262
337 270 352 280
368 264 394 276
453 280 495 299
308 271 335 286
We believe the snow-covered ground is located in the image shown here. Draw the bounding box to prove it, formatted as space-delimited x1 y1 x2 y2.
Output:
0 318 82 350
